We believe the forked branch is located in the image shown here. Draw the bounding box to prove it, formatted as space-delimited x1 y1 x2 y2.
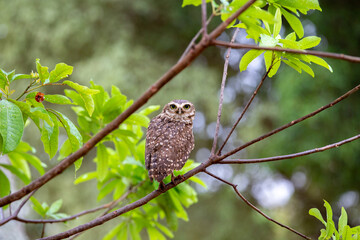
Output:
203 170 311 240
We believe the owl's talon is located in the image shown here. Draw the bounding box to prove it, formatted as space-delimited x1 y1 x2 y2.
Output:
158 181 165 191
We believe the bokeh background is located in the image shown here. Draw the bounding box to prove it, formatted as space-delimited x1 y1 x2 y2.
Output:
0 0 359 239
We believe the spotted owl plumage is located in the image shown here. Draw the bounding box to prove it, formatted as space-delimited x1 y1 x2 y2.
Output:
145 100 195 183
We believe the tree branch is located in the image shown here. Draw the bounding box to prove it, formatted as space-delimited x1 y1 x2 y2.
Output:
203 170 311 240
217 60 273 155
201 0 208 37
216 83 360 162
212 40 360 63
0 0 257 208
218 133 360 164
211 28 240 156
0 190 36 226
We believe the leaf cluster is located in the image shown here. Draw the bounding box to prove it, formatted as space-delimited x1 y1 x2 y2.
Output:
310 200 360 240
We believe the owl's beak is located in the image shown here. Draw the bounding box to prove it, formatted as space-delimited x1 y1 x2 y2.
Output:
176 108 182 114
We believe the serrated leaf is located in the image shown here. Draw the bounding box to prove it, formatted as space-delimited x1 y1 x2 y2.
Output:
96 143 109 182
49 63 73 83
0 169 10 197
44 94 73 105
36 59 49 83
48 199 63 214
309 208 326 225
240 50 265 72
0 100 24 153
280 7 304 38
298 36 321 49
63 81 99 116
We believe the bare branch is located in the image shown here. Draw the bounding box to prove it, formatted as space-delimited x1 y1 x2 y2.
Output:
216 83 360 161
0 190 36 226
212 40 360 63
204 170 311 240
201 0 208 37
211 28 240 156
218 133 360 164
0 0 257 208
178 14 214 63
217 60 274 155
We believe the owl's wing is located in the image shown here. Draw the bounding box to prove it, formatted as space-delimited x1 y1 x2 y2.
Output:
145 116 167 170
173 123 194 170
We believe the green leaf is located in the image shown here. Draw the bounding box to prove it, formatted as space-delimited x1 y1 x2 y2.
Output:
280 7 304 38
306 55 333 72
103 222 126 240
147 226 166 240
182 0 211 7
240 50 265 72
9 152 45 175
298 36 321 49
155 222 174 238
52 110 82 156
74 171 97 184
277 0 322 12
49 63 73 83
48 199 63 214
36 59 49 83
57 139 72 160
63 80 99 116
139 105 160 116
324 200 333 223
264 51 281 77
0 164 30 184
96 143 109 182
31 197 46 217
129 222 142 240
338 207 348 237
11 74 33 82
273 7 282 37
289 57 315 77
189 176 207 189
259 34 279 47
41 112 59 159
0 69 7 89
44 94 73 105
125 114 150 127
97 180 117 201
309 208 326 225
0 169 10 197
0 100 24 153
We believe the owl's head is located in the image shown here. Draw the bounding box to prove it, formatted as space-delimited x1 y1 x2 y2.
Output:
162 99 195 124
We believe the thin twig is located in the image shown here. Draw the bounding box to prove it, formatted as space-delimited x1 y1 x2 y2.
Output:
204 170 311 240
0 190 36 226
216 83 360 162
218 133 360 164
217 59 275 155
201 0 208 37
212 40 360 63
211 28 240 156
178 14 214 63
0 0 256 209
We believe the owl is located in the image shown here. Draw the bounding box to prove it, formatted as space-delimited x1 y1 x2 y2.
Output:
145 100 195 187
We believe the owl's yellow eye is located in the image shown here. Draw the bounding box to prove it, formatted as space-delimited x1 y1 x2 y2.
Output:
183 104 191 109
169 104 177 110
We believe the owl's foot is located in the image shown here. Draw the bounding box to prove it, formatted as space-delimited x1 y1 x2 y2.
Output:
158 181 165 191
171 173 184 184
